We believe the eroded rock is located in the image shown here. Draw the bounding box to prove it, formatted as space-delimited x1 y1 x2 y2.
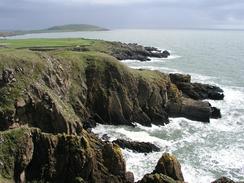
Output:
169 73 224 100
113 139 160 153
110 42 170 61
212 177 236 183
153 153 184 181
138 173 179 183
0 128 127 183
167 98 213 122
125 171 135 183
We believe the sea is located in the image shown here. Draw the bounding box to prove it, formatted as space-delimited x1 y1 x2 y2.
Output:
9 29 244 182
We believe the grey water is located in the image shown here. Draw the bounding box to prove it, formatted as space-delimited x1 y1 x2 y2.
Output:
10 29 244 182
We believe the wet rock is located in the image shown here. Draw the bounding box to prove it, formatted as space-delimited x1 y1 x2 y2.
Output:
153 153 184 181
83 118 96 131
110 42 170 61
102 143 126 176
211 107 221 119
145 46 160 52
162 50 170 57
169 73 191 83
169 73 224 100
101 134 110 141
179 82 224 100
212 177 236 183
125 171 135 183
113 139 160 153
167 98 212 122
138 173 179 183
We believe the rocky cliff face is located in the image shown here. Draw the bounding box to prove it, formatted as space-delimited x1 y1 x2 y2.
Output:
0 49 220 131
0 127 127 183
0 49 181 132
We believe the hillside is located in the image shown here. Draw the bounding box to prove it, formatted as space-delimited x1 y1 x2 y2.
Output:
46 24 109 32
0 24 108 37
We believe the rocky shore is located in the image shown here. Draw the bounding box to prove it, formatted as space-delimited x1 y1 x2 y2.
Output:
0 39 239 183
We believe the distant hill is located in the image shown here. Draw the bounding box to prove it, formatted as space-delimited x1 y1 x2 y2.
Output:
0 24 109 37
46 24 108 32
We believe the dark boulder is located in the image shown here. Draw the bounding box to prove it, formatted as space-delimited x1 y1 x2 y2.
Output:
179 82 224 100
138 173 179 183
125 171 135 183
169 73 191 83
212 177 236 183
153 153 184 181
162 50 170 58
113 139 160 153
144 47 160 52
102 143 126 176
101 134 110 141
169 73 224 100
83 118 97 131
167 98 212 122
211 107 221 119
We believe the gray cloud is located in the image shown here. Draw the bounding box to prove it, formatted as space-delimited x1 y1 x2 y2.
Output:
1 0 244 30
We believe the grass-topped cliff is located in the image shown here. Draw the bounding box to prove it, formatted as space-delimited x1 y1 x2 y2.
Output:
0 39 181 131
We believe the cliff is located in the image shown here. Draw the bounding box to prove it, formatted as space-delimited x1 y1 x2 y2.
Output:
0 127 126 183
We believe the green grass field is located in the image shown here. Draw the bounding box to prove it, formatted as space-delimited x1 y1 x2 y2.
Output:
0 38 94 48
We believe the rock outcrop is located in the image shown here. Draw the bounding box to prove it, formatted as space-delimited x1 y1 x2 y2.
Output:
167 97 215 122
138 173 180 183
109 42 170 61
113 139 160 153
153 153 184 181
0 127 127 183
72 41 171 61
168 73 224 122
138 153 184 183
169 73 224 100
211 177 236 183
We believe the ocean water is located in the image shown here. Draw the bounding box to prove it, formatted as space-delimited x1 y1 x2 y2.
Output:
10 29 244 182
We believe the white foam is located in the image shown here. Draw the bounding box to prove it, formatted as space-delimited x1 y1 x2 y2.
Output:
122 149 162 181
121 54 180 64
121 59 142 63
130 65 180 73
182 164 215 183
149 55 181 61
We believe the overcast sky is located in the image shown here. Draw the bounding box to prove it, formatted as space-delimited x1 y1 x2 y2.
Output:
1 0 244 30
